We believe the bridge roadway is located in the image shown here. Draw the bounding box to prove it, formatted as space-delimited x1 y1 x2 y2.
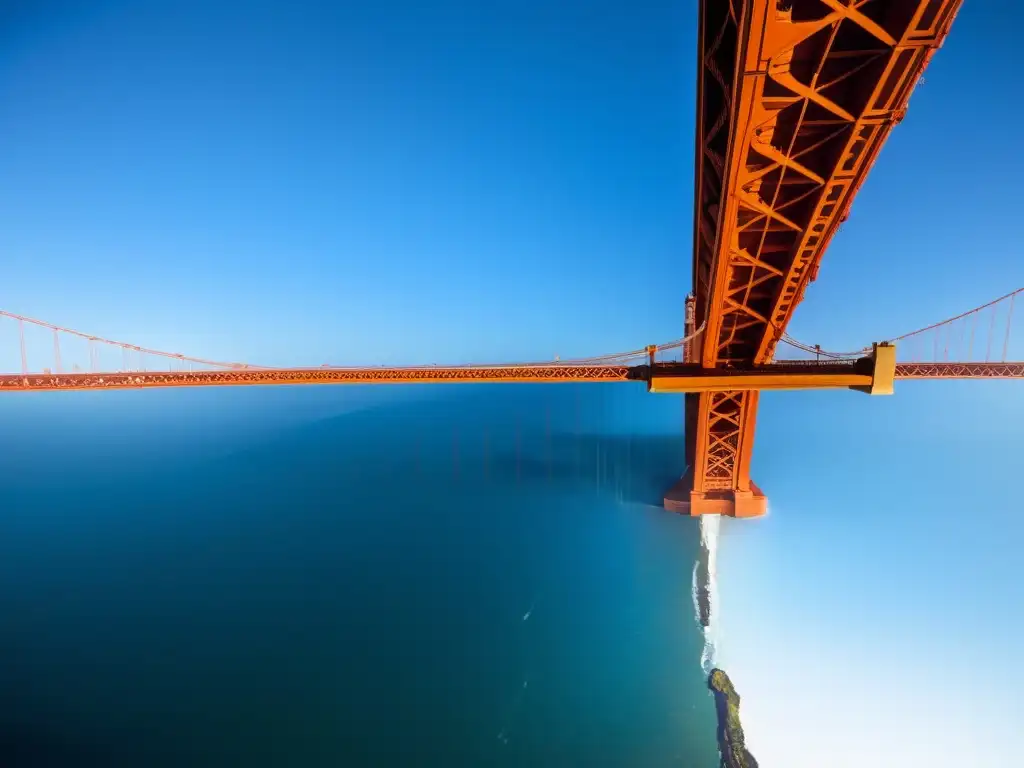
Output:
1 360 1020 392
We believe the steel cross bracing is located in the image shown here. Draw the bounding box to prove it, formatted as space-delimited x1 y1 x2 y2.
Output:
1 361 1022 393
0 365 640 391
672 0 964 516
895 362 1024 380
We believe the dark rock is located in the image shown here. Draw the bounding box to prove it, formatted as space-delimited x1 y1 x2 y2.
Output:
708 668 759 768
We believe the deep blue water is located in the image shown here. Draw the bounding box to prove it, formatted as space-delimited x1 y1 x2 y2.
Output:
0 383 719 766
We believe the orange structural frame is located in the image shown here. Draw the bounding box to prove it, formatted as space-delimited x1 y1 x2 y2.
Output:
671 0 963 517
1 360 1020 393
0 365 638 391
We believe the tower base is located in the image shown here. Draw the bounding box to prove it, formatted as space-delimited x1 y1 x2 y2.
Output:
664 469 767 518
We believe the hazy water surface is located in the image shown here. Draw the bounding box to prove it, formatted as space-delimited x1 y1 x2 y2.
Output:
0 383 719 767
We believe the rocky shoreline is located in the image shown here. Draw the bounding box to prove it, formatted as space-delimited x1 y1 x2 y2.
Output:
708 668 759 768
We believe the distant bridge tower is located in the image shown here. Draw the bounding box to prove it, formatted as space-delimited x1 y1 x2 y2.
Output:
683 294 696 363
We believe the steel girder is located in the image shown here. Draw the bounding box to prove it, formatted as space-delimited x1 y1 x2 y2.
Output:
678 0 963 515
0 365 637 391
895 363 1024 379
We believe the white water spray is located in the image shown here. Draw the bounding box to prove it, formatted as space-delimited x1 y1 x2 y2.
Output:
692 514 722 675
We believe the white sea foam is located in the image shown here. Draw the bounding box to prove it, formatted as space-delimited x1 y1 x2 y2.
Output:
696 514 722 675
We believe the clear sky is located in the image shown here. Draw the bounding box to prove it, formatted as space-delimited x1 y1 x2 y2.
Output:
2 1 1023 765
3 0 1017 368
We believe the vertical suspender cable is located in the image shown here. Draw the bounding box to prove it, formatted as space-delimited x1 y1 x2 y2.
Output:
1002 293 1016 363
986 308 996 362
19 319 27 374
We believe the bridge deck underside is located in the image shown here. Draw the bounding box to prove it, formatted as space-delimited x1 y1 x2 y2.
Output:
1 362 1018 392
680 0 962 515
0 366 638 391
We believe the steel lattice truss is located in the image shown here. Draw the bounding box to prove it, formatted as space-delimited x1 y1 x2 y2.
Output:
895 363 1024 379
699 391 757 490
0 365 638 391
682 0 962 509
1 360 1019 392
696 0 961 365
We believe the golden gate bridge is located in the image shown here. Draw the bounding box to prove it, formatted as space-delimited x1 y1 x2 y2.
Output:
1 287 1020 390
1 0 1012 518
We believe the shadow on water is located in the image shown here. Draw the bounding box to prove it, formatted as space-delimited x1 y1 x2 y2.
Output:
0 385 720 767
0 729 106 768
190 390 689 503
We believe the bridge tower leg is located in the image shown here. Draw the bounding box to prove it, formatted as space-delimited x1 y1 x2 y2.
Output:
665 390 766 517
664 294 766 517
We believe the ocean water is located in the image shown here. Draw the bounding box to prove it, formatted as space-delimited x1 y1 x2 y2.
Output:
0 382 720 767
712 382 1024 767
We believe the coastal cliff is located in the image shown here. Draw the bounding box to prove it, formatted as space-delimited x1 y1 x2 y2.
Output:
708 669 759 768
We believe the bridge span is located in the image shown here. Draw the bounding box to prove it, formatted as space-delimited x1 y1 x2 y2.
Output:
2 359 1021 393
2 0 1019 519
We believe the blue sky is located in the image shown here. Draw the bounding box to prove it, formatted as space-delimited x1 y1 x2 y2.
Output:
3 1 1016 369
1 2 1023 765
1 0 696 368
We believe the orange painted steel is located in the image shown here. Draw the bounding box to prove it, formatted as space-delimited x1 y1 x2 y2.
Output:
0 361 863 393
894 363 1024 380
2 360 1019 393
673 0 963 517
0 365 640 392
